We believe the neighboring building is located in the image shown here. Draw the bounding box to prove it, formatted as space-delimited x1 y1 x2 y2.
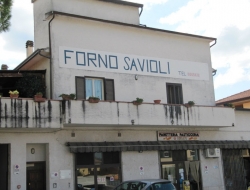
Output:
0 0 249 190
216 89 250 189
216 89 250 109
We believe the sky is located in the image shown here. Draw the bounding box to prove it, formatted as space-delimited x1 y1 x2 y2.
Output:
0 0 250 100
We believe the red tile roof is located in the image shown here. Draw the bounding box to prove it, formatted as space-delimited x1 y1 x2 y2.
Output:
216 89 250 104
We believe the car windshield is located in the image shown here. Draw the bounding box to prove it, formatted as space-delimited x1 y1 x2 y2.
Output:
150 182 175 190
115 181 147 190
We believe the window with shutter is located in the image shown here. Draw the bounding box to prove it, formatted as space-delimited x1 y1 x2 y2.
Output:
75 76 115 101
166 83 183 104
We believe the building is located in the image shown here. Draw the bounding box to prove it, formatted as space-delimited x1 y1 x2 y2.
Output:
0 0 249 190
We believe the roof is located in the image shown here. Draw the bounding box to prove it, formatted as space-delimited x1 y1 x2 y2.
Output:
98 0 143 8
14 49 50 70
216 89 250 105
47 11 216 42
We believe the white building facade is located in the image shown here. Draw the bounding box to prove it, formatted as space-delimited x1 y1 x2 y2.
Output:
0 0 250 190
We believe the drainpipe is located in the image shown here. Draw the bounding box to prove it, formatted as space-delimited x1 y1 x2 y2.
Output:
48 13 55 99
210 39 217 48
139 6 143 17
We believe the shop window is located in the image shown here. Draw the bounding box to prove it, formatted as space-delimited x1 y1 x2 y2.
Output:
76 76 115 100
160 150 201 190
166 83 183 104
76 153 94 165
76 152 121 190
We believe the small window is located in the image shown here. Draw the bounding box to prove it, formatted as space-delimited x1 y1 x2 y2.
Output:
76 76 115 100
166 83 183 104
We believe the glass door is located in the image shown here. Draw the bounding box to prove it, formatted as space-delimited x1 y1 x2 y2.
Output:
161 162 186 190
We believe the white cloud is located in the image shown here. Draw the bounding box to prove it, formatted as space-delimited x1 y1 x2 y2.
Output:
159 0 250 91
0 0 33 69
159 0 250 37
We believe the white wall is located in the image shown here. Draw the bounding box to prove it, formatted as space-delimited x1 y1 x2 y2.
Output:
122 151 160 180
199 151 225 190
33 0 140 49
26 144 46 162
50 17 215 105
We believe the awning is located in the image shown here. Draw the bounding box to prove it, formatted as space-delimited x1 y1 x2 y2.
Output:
66 140 250 153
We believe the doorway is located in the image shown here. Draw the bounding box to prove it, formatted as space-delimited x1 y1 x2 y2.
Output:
162 162 185 190
160 150 201 190
27 162 46 190
0 144 9 190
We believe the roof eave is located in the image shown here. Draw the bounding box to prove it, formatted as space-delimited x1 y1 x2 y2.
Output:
98 0 143 8
46 11 216 42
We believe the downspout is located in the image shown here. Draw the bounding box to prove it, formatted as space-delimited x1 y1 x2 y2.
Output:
48 12 55 99
210 39 217 48
139 6 143 17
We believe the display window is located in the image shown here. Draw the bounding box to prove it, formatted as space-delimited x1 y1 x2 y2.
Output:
160 150 201 190
76 152 121 190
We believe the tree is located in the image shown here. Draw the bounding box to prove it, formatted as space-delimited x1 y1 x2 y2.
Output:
0 0 13 33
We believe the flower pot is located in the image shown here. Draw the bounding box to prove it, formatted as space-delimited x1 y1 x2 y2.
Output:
61 95 73 100
88 98 100 103
154 100 161 104
34 95 45 102
35 94 43 98
10 94 19 99
133 101 142 105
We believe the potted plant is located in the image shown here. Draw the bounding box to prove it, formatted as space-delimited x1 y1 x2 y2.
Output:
224 103 234 108
59 93 76 100
185 101 195 107
34 92 45 102
88 96 100 103
35 92 43 98
154 99 161 104
9 90 19 98
133 97 143 105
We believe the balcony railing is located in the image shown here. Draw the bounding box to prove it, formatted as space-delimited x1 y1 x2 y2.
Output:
0 98 235 130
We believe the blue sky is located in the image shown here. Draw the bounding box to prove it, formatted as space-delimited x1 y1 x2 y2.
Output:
0 0 249 101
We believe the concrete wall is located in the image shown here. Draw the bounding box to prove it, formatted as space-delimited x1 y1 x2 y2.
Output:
0 98 235 129
26 144 46 162
199 150 225 190
122 151 160 180
50 17 215 105
33 0 140 49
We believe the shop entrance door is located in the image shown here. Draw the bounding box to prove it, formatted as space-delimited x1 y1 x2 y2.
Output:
161 162 186 190
27 162 46 190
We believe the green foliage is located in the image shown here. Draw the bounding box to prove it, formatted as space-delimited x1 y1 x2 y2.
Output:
15 74 45 98
88 96 100 100
59 93 76 100
187 101 195 106
135 97 143 103
0 0 13 33
224 103 234 108
9 90 19 94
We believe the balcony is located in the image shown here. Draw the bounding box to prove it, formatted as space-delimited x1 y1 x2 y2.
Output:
0 98 235 131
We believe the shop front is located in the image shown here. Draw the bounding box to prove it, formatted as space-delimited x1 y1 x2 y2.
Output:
75 152 121 190
160 150 200 190
67 140 250 190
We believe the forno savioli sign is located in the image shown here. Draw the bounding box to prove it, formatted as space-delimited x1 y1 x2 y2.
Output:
59 46 209 81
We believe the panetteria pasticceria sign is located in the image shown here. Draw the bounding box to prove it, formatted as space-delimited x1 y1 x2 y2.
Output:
158 132 200 141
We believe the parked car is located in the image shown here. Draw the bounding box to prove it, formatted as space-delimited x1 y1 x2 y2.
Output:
113 179 176 190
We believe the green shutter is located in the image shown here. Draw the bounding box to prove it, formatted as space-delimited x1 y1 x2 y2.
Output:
105 79 115 101
76 77 85 99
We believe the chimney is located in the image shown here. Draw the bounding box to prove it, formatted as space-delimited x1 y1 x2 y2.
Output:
1 64 8 70
26 40 34 57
